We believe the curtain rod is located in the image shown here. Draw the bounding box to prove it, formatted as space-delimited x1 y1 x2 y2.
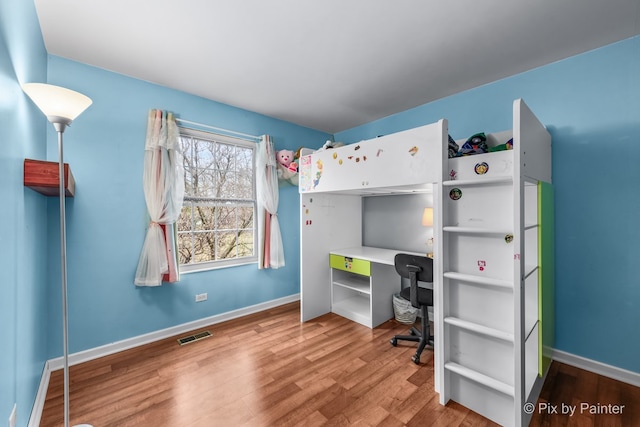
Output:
175 118 261 141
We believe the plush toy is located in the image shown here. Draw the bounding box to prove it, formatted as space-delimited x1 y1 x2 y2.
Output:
276 149 297 180
276 149 294 168
320 140 345 150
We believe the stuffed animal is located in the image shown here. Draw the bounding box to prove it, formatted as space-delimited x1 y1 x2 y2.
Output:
276 149 294 168
276 149 297 180
320 140 345 150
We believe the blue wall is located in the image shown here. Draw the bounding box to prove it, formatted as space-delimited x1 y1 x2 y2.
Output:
0 1 50 426
4 3 639 423
44 56 331 355
336 36 640 373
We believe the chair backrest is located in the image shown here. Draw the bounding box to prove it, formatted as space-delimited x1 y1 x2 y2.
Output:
394 254 433 283
394 254 433 308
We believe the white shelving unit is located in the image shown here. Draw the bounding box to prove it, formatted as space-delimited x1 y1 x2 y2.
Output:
435 99 553 427
329 247 415 328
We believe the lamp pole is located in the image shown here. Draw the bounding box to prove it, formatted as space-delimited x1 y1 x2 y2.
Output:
55 120 71 427
22 84 92 427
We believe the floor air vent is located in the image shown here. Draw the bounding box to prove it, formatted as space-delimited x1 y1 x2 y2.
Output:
177 330 212 345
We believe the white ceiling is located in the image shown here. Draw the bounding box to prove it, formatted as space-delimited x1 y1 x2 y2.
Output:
34 0 640 134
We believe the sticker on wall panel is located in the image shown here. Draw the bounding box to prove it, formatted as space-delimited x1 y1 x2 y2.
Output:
504 234 513 243
313 160 323 188
354 145 361 151
339 159 343 165
449 169 457 180
449 188 462 200
377 149 383 157
332 152 338 159
477 260 486 272
474 162 489 175
409 146 419 156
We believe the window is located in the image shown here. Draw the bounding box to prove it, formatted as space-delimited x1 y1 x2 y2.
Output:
177 127 257 271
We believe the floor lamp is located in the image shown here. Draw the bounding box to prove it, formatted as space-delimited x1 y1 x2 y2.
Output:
22 83 93 427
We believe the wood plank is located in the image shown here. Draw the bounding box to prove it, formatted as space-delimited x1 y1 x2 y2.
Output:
40 303 639 426
24 159 75 197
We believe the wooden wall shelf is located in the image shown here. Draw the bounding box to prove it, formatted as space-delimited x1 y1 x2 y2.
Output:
24 159 75 197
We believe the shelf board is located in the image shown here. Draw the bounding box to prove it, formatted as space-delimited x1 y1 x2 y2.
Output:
443 272 513 289
443 226 512 235
445 362 515 397
332 276 371 295
442 176 513 187
24 159 75 197
444 316 514 343
332 295 370 326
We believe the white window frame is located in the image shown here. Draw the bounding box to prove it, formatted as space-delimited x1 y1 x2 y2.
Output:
178 127 258 273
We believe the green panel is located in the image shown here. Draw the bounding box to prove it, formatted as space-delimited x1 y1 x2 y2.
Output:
538 181 555 376
330 254 371 276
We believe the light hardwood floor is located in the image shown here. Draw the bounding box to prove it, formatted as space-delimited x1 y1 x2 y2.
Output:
40 302 639 426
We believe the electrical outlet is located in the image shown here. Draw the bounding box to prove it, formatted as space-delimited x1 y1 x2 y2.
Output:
8 404 16 427
195 293 207 302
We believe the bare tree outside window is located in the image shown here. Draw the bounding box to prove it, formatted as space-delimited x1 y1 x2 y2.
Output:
177 128 257 270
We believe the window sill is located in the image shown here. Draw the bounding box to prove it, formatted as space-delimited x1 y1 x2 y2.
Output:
180 258 258 275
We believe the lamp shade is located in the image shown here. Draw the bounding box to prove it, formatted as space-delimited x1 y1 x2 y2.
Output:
422 207 433 227
22 83 92 123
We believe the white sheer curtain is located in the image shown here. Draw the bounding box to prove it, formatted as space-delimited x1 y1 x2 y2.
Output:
256 135 285 269
134 109 185 286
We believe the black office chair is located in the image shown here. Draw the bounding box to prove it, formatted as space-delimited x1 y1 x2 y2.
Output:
390 253 434 364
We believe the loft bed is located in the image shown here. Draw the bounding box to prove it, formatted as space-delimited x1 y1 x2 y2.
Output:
298 99 552 427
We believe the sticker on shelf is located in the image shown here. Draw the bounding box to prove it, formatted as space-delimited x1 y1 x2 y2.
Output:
505 234 513 243
376 149 383 157
477 260 486 272
409 146 419 156
449 169 457 180
449 188 462 200
474 162 489 175
332 152 337 159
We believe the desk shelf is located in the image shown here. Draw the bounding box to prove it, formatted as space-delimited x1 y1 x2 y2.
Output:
332 274 371 295
329 247 404 328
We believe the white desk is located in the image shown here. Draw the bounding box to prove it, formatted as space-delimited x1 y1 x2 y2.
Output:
329 246 425 328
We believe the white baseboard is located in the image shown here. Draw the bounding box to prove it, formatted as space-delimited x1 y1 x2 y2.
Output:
48 294 299 370
552 349 640 387
32 294 299 424
28 360 51 427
